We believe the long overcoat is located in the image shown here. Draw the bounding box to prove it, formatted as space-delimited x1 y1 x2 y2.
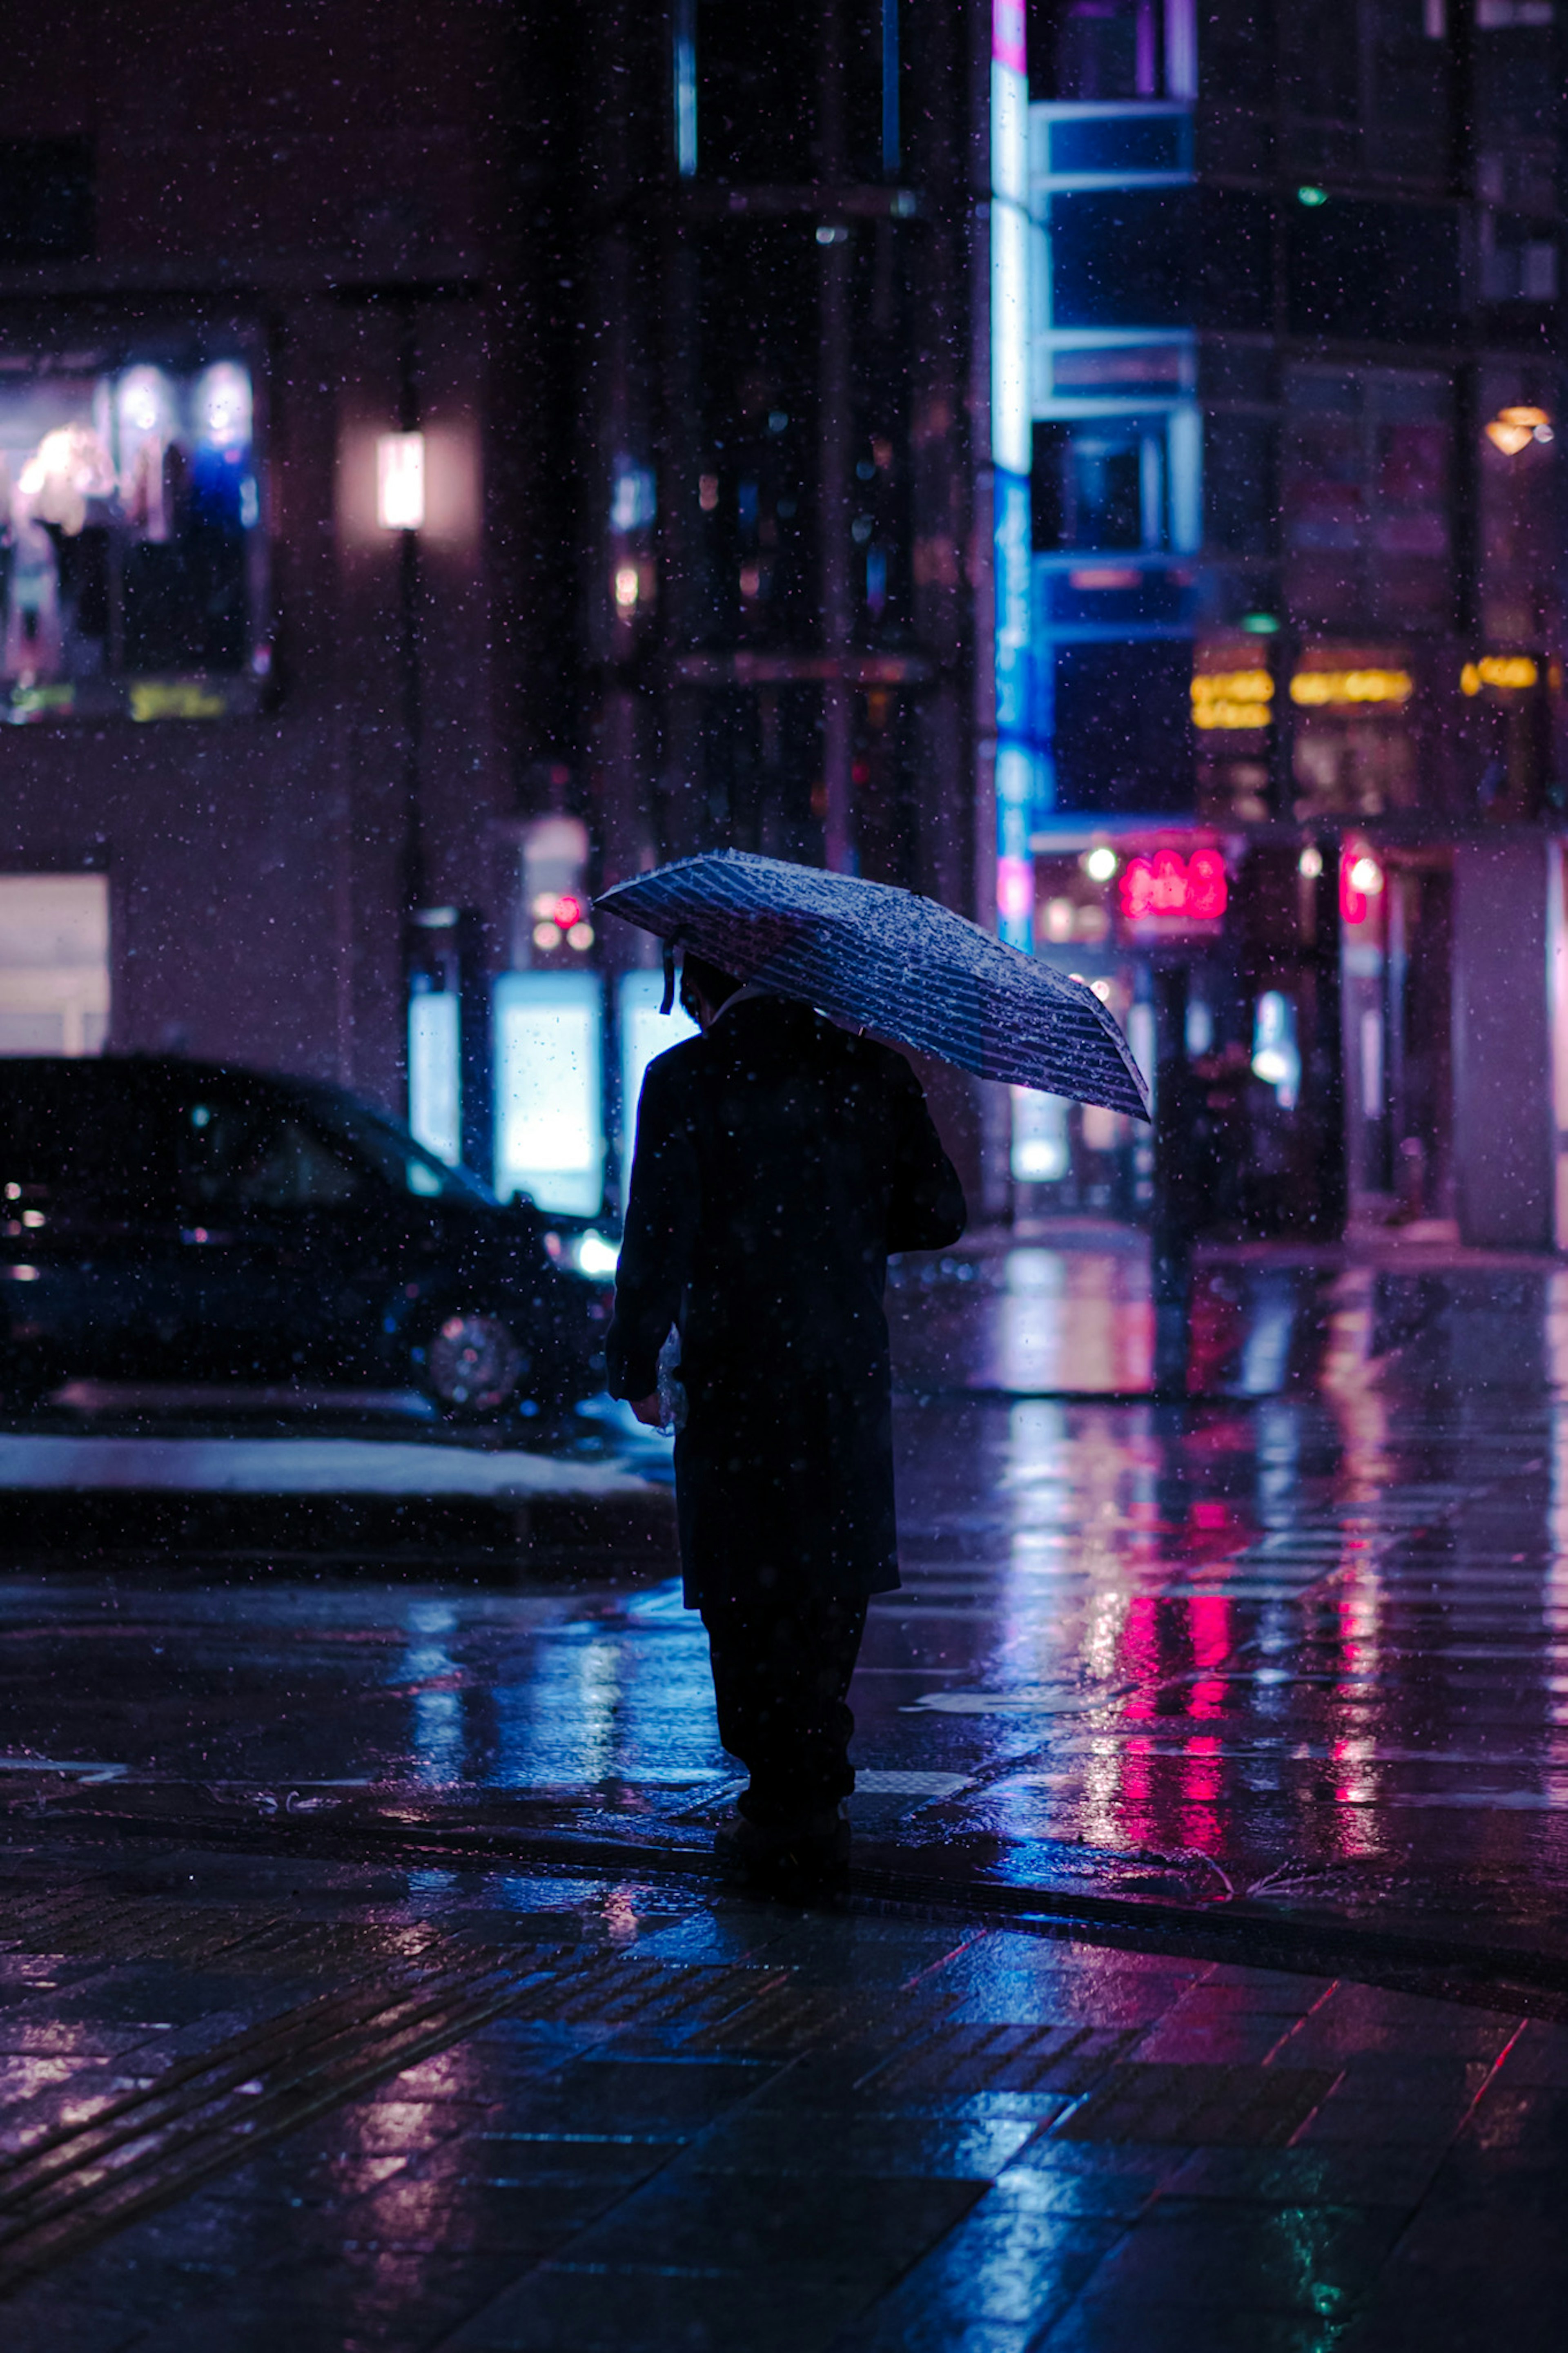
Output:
606 995 967 1607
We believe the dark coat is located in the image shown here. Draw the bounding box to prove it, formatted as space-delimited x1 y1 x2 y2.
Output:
606 995 967 1607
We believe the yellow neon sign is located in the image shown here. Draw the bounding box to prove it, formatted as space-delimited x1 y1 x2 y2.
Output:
1460 656 1539 694
129 680 229 722
1191 669 1274 729
1289 669 1412 708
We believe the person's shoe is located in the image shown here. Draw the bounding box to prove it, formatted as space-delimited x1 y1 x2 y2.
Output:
715 1804 850 1884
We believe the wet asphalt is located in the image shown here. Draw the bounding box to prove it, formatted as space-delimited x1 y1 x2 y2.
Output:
2 1232 1567 2345
3 1235 1567 1960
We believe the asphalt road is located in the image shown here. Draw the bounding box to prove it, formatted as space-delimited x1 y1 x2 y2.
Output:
2 1237 1566 1966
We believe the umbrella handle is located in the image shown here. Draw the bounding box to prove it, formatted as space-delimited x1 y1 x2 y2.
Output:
659 935 677 1016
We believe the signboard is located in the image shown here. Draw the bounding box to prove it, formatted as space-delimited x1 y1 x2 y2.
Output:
492 971 604 1216
1118 848 1227 932
617 971 699 1205
407 986 461 1167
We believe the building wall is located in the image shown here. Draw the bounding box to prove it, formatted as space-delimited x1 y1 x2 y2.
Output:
0 2 541 1119
1011 0 1566 1244
0 2 994 1204
1453 837 1554 1250
1024 0 1565 830
558 1 991 1197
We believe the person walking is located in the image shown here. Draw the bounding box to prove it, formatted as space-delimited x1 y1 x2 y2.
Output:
606 951 967 1881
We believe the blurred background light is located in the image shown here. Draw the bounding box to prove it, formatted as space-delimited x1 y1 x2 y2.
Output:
376 432 425 530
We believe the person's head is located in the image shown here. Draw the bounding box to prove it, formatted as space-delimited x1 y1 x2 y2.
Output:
679 952 743 1031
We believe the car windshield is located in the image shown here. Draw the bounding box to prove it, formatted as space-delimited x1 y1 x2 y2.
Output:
303 1089 498 1207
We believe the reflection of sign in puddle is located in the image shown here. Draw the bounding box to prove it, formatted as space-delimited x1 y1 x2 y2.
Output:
906 1685 1135 1716
995 1837 1236 1902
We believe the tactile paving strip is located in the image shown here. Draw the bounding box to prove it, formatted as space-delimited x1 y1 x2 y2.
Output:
0 1933 543 2291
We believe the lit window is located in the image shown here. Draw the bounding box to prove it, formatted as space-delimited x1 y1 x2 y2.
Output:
0 351 266 720
492 971 605 1217
1252 991 1301 1109
1011 1087 1069 1183
610 462 655 531
376 433 425 531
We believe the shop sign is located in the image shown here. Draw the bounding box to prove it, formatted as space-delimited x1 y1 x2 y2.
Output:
1191 669 1273 729
1460 657 1538 694
1118 847 1228 930
1289 668 1412 707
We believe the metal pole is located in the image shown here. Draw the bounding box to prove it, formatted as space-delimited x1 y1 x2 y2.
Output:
1150 959 1194 1401
819 0 855 874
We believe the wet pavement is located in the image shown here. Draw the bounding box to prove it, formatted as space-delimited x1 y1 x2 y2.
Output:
2 1231 1568 2342
0 1845 1563 2350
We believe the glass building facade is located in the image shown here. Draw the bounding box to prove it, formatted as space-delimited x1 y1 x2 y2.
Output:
1015 0 1566 1239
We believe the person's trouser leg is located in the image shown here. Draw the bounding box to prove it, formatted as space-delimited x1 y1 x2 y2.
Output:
700 1589 867 1830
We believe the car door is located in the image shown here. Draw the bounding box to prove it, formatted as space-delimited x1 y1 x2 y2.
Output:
172 1079 389 1381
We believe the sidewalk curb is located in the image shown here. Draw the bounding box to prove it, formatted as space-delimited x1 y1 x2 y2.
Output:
15 1797 1568 2021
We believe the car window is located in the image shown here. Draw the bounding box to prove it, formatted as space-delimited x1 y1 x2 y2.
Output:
0 1062 175 1200
180 1098 361 1211
303 1091 495 1205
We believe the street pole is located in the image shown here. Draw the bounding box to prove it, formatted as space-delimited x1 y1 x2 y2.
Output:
819 0 854 874
1151 959 1194 1401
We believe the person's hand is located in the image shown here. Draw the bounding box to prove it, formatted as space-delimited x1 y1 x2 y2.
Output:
630 1392 665 1428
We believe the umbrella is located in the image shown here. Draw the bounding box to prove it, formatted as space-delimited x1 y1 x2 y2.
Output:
595 850 1149 1119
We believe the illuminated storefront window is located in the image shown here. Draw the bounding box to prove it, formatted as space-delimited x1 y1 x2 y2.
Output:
493 971 606 1218
408 986 461 1169
1289 648 1421 817
0 352 266 723
617 970 699 1208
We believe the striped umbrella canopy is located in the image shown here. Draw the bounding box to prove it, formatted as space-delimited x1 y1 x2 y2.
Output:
595 850 1149 1119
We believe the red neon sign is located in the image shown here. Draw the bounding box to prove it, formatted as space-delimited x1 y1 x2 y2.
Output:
1118 848 1228 925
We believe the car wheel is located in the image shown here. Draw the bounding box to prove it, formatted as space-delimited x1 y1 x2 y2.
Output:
423 1311 527 1420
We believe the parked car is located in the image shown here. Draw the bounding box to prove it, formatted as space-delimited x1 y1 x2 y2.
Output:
0 1056 611 1418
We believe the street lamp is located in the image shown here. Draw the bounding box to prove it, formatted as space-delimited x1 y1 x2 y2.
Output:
376 432 426 530
1484 406 1553 457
